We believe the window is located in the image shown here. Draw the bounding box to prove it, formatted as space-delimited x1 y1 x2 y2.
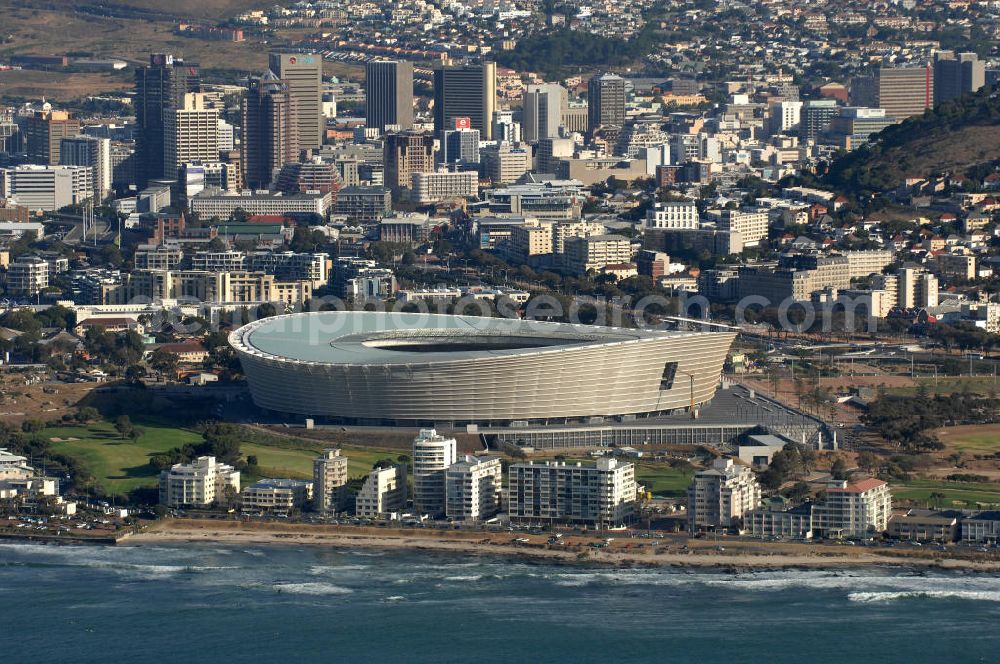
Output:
659 361 678 390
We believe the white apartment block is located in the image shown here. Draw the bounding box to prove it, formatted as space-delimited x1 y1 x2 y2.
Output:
159 456 241 508
812 478 892 538
508 458 636 527
412 429 457 516
412 171 479 204
1 164 93 212
240 478 313 514
313 448 349 512
134 244 185 271
552 220 606 254
563 234 634 275
716 208 769 246
355 465 407 518
843 250 895 278
646 201 699 230
6 255 49 296
445 455 503 521
164 93 220 178
687 457 761 531
189 191 331 218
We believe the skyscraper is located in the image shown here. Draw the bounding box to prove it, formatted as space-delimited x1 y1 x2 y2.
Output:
800 99 839 141
383 130 435 189
433 62 496 140
268 52 323 150
60 135 111 201
134 53 199 186
365 60 414 131
440 125 480 168
523 83 566 142
163 93 219 179
24 108 80 165
934 51 985 104
876 65 933 120
587 73 625 135
242 73 299 190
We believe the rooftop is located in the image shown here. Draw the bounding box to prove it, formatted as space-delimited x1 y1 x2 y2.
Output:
231 311 711 366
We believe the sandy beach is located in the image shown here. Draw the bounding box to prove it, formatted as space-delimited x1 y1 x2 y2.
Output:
122 519 1000 571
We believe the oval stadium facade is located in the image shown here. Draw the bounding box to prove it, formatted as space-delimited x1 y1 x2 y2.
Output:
229 312 736 426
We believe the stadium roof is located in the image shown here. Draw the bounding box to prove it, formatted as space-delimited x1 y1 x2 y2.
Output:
234 311 705 366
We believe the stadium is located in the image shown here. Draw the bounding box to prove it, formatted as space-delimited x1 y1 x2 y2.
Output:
229 311 736 426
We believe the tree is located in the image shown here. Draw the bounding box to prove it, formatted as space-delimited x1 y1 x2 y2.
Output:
785 481 811 503
830 456 849 481
114 415 133 440
856 451 879 474
149 348 179 377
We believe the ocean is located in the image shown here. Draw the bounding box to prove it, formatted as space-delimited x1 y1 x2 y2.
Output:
1 541 998 663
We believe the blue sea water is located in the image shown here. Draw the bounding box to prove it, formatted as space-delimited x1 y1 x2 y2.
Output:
1 541 998 663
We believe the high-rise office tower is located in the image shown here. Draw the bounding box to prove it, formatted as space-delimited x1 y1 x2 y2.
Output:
24 108 80 165
934 51 985 104
523 83 566 143
383 130 435 189
799 99 839 141
268 52 323 150
163 93 219 179
587 73 625 135
242 73 299 190
492 110 521 143
433 62 496 140
134 53 200 187
875 65 933 120
440 125 480 168
60 135 111 201
365 60 414 131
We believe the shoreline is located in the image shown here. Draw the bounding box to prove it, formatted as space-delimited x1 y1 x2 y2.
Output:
118 519 1000 572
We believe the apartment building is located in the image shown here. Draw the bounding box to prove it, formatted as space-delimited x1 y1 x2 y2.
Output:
563 234 633 275
240 478 313 515
715 208 769 246
412 170 478 204
134 244 184 271
355 465 407 518
812 478 892 538
189 190 331 218
687 458 761 531
445 455 503 521
481 143 530 185
6 255 49 296
897 268 939 308
313 448 349 512
508 220 554 263
934 252 976 282
843 250 895 278
158 456 241 508
645 201 699 230
507 458 636 528
335 186 391 223
412 429 457 517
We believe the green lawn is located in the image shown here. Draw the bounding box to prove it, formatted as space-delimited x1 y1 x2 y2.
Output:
242 443 401 481
46 421 403 497
634 462 694 497
46 421 202 496
933 425 1000 454
886 376 1000 397
893 478 1000 507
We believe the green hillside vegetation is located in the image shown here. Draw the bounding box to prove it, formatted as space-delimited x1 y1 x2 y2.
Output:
824 88 1000 195
497 26 659 79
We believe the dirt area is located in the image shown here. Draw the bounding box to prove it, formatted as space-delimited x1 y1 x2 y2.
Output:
0 373 97 424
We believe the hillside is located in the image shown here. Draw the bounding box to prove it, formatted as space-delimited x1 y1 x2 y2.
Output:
9 0 259 21
824 89 1000 195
